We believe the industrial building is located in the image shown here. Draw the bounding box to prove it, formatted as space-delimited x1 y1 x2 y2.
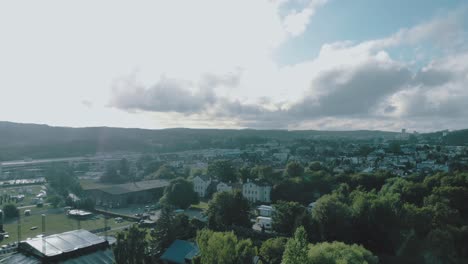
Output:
1 229 114 263
83 179 169 208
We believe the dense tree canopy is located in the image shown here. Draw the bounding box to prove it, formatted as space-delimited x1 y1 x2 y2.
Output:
160 178 199 209
3 204 19 219
307 241 378 264
272 201 309 236
206 191 250 230
113 225 148 264
208 160 237 183
259 237 287 264
284 161 304 178
196 229 256 264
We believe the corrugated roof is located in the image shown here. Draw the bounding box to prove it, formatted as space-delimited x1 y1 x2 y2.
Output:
2 248 114 264
160 240 199 264
85 179 170 195
19 229 107 259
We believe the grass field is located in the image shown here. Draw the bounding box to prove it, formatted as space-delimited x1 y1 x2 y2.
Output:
189 201 209 211
1 206 134 246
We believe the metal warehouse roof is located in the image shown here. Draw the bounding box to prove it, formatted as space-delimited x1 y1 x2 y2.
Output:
1 248 114 264
19 229 107 259
84 179 170 195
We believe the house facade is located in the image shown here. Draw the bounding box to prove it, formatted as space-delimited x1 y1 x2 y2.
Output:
242 180 271 203
193 175 212 198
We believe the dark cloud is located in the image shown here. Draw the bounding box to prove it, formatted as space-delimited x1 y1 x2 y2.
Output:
288 63 412 117
414 68 455 87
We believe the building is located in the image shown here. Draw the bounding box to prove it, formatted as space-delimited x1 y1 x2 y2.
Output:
242 179 271 203
257 205 274 217
83 179 169 208
160 240 199 264
193 175 213 198
216 182 241 193
2 229 114 263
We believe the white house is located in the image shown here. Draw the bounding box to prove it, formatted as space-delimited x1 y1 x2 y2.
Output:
216 182 233 193
242 180 271 203
257 205 274 217
193 175 212 198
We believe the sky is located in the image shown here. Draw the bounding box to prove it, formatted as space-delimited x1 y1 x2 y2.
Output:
1 0 468 132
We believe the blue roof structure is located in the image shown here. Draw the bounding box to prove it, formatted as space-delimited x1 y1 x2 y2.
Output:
160 240 199 264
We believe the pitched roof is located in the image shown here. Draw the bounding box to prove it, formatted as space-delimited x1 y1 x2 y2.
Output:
160 240 199 264
84 179 170 195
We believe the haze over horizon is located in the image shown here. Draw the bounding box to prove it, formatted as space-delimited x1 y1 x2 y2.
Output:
2 0 468 132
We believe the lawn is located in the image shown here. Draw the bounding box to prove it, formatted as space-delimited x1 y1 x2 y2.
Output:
1 206 134 246
190 201 209 211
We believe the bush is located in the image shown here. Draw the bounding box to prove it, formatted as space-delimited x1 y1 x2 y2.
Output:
3 204 19 219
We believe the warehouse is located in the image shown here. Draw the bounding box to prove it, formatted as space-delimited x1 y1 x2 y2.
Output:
83 179 170 208
2 229 114 263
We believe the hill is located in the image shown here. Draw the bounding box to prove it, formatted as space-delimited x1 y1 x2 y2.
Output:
0 121 398 161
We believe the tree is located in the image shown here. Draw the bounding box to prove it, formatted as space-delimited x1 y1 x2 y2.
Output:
259 237 287 264
149 206 175 257
311 194 353 243
152 164 177 180
3 204 19 219
282 226 309 264
196 229 256 264
308 161 324 172
307 241 378 264
272 201 308 236
172 214 196 240
208 160 237 183
161 178 199 209
239 166 253 183
113 225 148 264
251 165 280 183
284 161 304 178
206 191 250 230
47 195 63 208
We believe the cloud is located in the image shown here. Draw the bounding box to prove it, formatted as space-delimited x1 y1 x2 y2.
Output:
105 4 468 131
282 0 328 37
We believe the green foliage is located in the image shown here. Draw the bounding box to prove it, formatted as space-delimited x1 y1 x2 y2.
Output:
3 204 19 219
308 241 378 264
196 229 256 264
282 226 309 264
113 225 148 264
152 164 177 180
259 237 287 264
312 194 353 243
47 195 63 208
272 201 308 236
208 160 237 183
251 165 281 183
206 191 250 230
149 206 175 257
161 178 199 209
284 161 304 178
45 164 82 197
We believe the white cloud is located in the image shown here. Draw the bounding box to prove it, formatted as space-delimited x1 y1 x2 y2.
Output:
282 0 328 37
1 0 467 131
